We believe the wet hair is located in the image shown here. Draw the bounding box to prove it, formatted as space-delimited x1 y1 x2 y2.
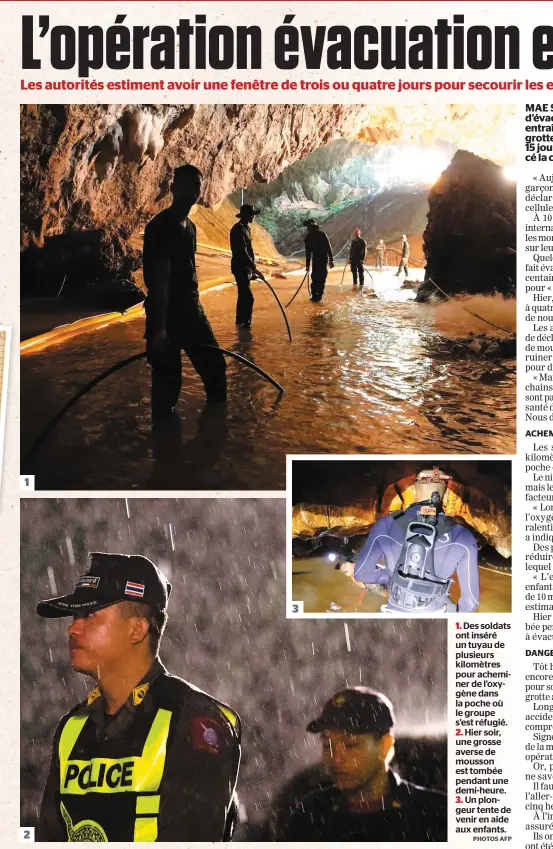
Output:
118 601 168 655
173 163 203 183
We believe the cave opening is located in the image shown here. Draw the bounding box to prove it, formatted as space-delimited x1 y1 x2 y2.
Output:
229 138 455 267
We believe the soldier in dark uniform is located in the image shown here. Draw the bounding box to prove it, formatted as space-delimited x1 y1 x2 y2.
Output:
396 234 410 278
36 552 241 842
280 687 446 841
143 164 227 419
230 204 260 328
303 218 334 302
349 228 366 286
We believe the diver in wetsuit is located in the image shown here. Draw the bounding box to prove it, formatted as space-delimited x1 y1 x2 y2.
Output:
341 467 480 613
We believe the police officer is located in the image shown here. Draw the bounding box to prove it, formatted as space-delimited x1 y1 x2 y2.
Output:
349 229 366 286
230 204 260 329
396 234 410 278
36 552 241 842
280 687 446 841
340 467 480 612
303 218 334 302
143 164 227 419
375 239 386 270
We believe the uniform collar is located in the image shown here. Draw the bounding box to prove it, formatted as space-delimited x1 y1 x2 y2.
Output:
84 657 166 722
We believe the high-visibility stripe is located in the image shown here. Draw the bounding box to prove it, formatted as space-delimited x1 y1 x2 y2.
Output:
59 708 172 795
134 709 172 791
133 816 158 842
59 715 88 764
136 795 160 815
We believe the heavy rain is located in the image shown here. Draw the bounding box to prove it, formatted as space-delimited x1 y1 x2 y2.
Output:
21 498 447 838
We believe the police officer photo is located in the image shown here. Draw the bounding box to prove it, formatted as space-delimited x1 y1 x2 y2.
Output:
230 203 261 329
143 164 227 419
35 552 241 842
280 687 446 841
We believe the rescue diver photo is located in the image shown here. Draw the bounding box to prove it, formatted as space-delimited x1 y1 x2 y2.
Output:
289 458 512 615
20 103 516 491
21 498 448 842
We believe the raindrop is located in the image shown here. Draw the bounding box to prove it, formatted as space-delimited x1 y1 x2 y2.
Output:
64 536 75 566
47 566 57 595
344 622 351 652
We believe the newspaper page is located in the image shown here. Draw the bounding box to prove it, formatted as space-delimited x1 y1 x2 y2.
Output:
6 0 551 846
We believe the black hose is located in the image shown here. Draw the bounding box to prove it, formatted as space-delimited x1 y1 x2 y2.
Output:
204 345 285 392
23 345 285 466
363 266 374 286
23 351 147 466
340 261 348 287
254 273 293 342
285 271 308 308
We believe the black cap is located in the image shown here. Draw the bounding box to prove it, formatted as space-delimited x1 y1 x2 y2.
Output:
303 217 318 227
36 552 172 619
236 204 260 218
307 687 395 735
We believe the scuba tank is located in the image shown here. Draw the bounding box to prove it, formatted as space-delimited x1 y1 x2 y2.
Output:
383 492 454 613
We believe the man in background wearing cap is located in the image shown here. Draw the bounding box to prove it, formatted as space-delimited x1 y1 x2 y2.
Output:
230 204 261 328
36 552 241 842
281 687 446 841
143 164 227 418
303 219 334 302
340 467 480 613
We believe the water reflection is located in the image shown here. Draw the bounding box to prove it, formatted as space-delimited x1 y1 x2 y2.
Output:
21 275 516 489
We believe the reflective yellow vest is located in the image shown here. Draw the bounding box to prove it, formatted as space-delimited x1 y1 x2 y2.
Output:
58 708 172 842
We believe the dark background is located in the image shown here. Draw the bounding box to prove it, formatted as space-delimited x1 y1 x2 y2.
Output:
21 498 447 833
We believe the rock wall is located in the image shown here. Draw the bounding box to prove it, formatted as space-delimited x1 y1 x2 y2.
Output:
417 149 516 300
21 104 515 294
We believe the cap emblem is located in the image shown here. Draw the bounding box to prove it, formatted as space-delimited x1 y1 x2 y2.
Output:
76 576 100 589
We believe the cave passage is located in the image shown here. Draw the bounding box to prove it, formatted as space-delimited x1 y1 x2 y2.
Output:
21 267 515 490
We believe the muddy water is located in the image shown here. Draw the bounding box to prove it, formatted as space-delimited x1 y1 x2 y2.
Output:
292 555 512 614
21 269 515 490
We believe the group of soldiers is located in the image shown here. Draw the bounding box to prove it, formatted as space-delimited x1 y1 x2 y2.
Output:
142 163 411 418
